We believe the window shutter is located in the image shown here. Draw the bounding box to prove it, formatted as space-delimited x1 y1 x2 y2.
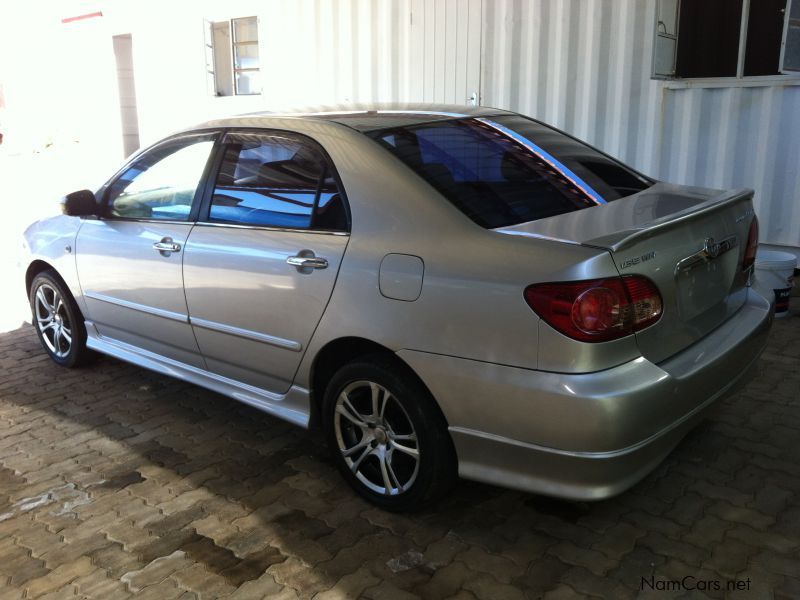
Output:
654 0 679 77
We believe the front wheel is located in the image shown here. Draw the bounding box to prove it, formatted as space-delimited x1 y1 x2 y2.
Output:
29 270 91 368
323 356 456 512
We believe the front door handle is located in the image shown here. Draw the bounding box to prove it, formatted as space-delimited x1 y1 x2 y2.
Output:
153 238 181 255
287 255 328 269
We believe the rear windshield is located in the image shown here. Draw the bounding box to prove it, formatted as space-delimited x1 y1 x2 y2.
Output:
368 114 653 228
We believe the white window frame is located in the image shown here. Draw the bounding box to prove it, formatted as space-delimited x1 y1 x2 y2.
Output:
653 0 800 86
203 16 261 97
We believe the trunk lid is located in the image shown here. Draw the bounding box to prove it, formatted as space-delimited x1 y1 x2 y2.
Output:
497 182 756 363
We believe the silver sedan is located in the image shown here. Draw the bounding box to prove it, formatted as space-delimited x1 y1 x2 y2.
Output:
22 104 773 511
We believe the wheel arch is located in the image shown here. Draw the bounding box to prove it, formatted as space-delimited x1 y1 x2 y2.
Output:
308 336 451 430
26 260 85 320
26 260 58 295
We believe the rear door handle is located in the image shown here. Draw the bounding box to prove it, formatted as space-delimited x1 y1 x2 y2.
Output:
153 238 181 254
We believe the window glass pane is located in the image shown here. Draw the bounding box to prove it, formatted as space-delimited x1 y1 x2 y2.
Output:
233 17 258 43
211 134 327 229
235 70 261 95
369 116 651 229
657 0 678 36
786 2 800 71
744 0 786 76
786 23 800 71
314 172 348 230
675 0 743 78
654 35 677 76
234 43 260 70
107 137 214 220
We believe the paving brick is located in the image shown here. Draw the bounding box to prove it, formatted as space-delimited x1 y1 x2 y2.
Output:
702 539 757 578
726 524 799 554
120 550 192 592
462 573 527 600
414 561 475 600
363 581 422 600
23 556 93 599
547 542 617 577
706 501 775 529
591 522 644 560
227 572 284 599
454 546 525 583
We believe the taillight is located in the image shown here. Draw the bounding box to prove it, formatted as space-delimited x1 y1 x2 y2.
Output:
524 276 663 342
742 216 759 272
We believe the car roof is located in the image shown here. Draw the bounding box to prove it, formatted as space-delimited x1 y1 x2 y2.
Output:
192 103 515 133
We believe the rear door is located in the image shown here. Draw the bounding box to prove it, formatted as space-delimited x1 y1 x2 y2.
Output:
76 132 218 367
183 131 350 393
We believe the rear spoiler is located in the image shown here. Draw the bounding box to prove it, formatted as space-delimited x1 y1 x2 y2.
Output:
583 188 755 253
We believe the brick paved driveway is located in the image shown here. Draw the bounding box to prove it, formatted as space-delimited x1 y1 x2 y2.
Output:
0 305 798 599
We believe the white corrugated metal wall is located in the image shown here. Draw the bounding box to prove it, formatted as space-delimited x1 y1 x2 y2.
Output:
104 0 798 249
481 0 800 250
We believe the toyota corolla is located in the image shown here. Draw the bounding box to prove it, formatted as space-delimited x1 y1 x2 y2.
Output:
21 104 773 511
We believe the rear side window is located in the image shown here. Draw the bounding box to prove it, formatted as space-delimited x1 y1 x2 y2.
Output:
369 115 652 228
210 132 348 231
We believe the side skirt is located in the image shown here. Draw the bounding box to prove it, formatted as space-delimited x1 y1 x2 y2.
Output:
84 321 311 428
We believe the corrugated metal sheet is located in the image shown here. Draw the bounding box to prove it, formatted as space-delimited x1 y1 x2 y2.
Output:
101 0 798 248
482 0 800 249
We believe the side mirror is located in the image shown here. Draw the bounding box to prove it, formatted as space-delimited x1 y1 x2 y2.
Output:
61 190 98 217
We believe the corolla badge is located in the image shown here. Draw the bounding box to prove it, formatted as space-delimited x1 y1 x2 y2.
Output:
701 236 737 260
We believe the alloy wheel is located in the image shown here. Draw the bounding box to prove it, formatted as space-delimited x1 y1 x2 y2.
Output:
333 380 420 496
34 283 73 358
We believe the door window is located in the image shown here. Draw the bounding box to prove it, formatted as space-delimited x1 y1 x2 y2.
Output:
106 134 216 221
209 132 348 231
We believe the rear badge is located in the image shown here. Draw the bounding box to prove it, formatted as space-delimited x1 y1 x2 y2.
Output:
675 235 738 275
619 251 656 270
701 236 737 260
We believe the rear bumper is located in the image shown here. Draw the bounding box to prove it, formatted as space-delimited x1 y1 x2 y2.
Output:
398 288 774 500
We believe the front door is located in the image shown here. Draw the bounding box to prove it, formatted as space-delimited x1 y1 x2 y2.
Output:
183 131 350 393
76 132 217 367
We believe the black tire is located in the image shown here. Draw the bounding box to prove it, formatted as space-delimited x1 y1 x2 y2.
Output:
29 270 92 368
322 355 457 512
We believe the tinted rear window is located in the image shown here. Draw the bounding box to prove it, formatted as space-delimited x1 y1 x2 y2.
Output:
369 115 652 228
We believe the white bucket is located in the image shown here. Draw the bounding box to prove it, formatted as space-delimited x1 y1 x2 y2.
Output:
754 250 796 317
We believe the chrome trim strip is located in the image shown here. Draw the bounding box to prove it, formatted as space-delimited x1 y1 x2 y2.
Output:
492 228 582 246
190 316 302 352
100 218 192 226
193 221 350 236
84 292 188 323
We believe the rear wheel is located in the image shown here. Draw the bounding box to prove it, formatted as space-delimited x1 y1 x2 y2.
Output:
323 356 456 511
29 270 91 368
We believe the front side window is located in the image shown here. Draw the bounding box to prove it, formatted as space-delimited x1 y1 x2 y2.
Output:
209 133 348 231
105 135 215 221
370 115 651 229
654 0 800 78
